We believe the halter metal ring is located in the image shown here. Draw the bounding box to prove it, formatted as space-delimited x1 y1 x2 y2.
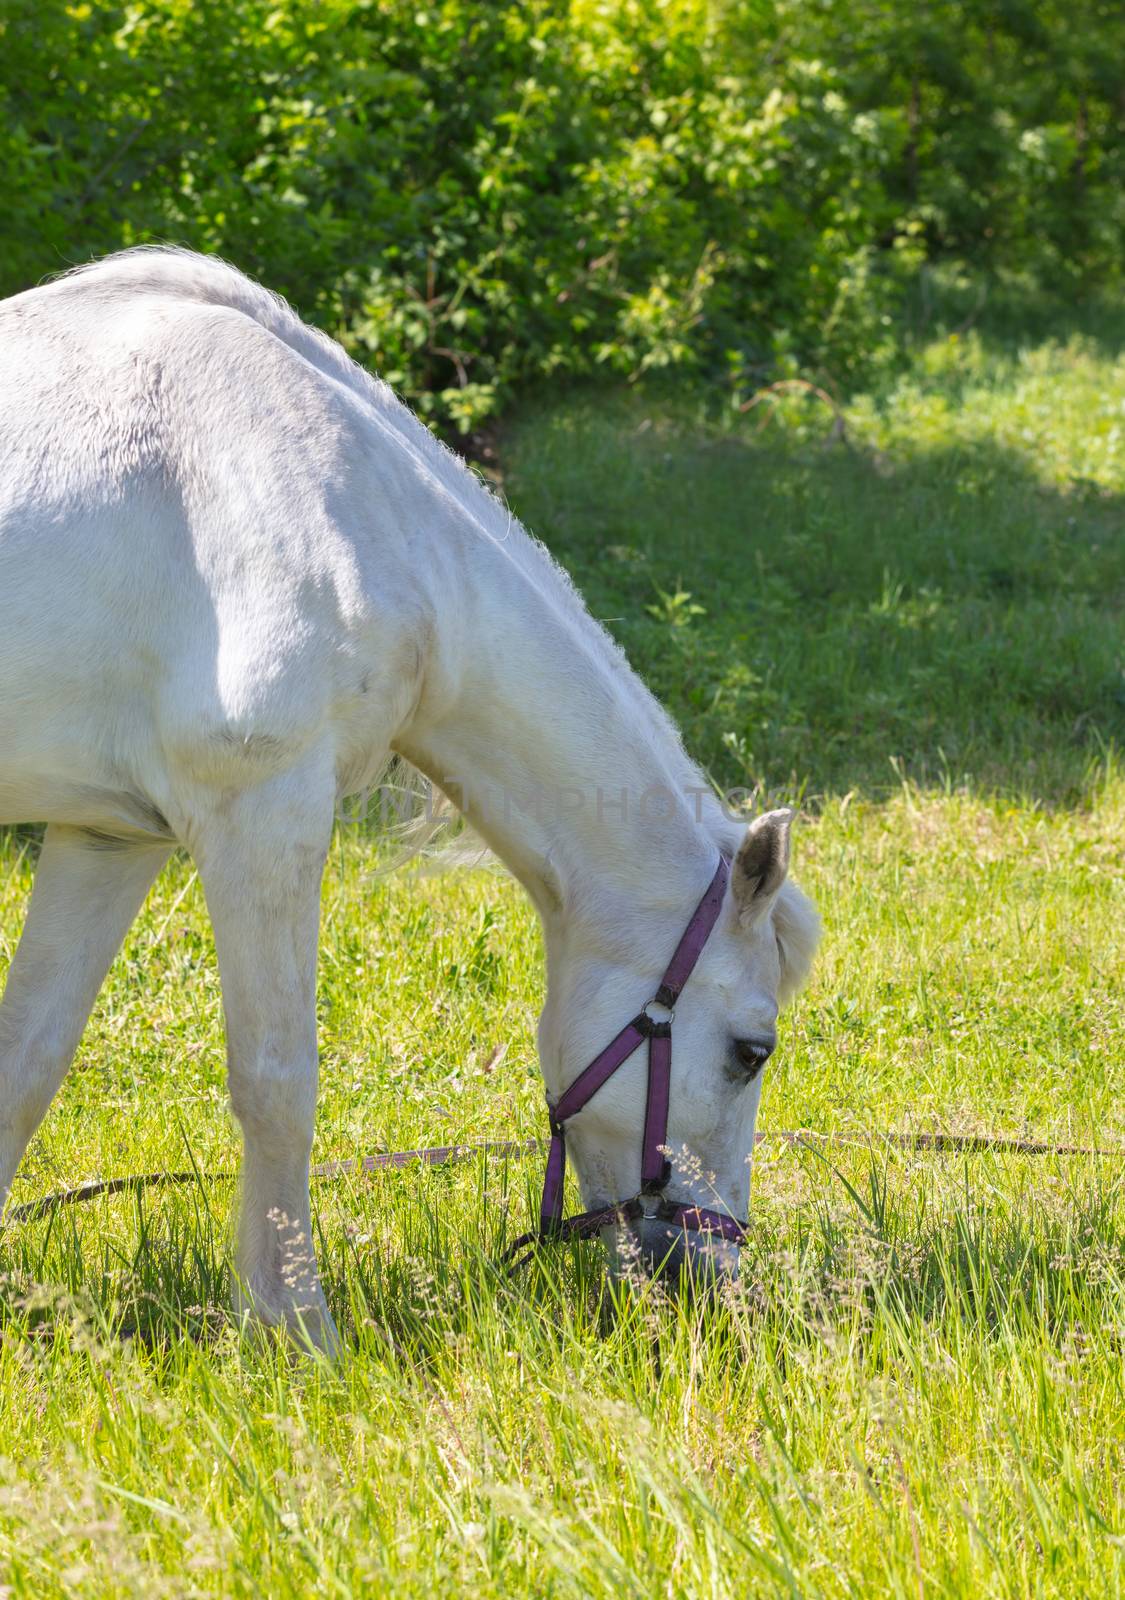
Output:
641 997 675 1026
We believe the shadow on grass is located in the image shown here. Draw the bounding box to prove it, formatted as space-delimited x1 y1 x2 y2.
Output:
504 399 1124 807
904 269 1125 364
0 1182 232 1351
2 1147 1121 1358
784 1148 1125 1338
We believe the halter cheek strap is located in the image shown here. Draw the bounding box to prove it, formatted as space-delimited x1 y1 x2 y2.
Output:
511 855 744 1264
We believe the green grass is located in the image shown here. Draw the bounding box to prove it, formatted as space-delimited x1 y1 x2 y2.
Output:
1 318 1123 1596
503 326 1125 805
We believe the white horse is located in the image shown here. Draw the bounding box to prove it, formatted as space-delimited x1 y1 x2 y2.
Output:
0 250 818 1349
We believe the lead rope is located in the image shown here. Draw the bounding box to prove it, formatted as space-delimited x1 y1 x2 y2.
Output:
4 1129 1116 1230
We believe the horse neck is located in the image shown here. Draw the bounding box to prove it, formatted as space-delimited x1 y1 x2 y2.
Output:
394 498 731 952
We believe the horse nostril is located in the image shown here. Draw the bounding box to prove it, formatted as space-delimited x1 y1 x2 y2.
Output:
638 1220 735 1288
639 1220 690 1279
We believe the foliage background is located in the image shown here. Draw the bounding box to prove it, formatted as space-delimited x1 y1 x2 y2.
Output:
2 0 1123 431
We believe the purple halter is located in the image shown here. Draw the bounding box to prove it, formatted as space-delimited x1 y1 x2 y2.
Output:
509 855 746 1265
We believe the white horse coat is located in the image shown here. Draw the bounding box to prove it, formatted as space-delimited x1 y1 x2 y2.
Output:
0 251 818 1347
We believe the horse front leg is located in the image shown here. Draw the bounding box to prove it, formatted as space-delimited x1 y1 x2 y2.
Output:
190 761 338 1355
0 826 170 1210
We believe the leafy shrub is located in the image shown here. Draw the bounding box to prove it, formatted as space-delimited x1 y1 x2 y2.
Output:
1 0 1120 429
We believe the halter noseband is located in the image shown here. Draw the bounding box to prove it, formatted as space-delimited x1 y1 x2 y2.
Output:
510 855 746 1266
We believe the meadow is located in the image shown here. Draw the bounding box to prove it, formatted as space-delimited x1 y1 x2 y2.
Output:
0 314 1122 1596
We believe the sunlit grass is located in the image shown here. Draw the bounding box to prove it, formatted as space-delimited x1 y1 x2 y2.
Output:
0 323 1122 1595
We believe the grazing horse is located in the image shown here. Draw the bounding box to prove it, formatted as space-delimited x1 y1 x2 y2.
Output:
0 251 819 1350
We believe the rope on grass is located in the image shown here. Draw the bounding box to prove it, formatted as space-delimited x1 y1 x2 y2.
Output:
5 1129 1115 1226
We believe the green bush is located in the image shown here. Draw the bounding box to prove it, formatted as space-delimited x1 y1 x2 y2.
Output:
1 0 1121 429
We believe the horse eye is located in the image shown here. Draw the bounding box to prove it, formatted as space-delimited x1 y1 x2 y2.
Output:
732 1037 774 1081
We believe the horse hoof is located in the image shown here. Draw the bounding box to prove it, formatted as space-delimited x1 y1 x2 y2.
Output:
234 1284 341 1360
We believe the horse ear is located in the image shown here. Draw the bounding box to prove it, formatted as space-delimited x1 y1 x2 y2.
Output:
732 808 792 924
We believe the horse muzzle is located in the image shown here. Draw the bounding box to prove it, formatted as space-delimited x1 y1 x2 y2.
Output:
604 1213 742 1286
